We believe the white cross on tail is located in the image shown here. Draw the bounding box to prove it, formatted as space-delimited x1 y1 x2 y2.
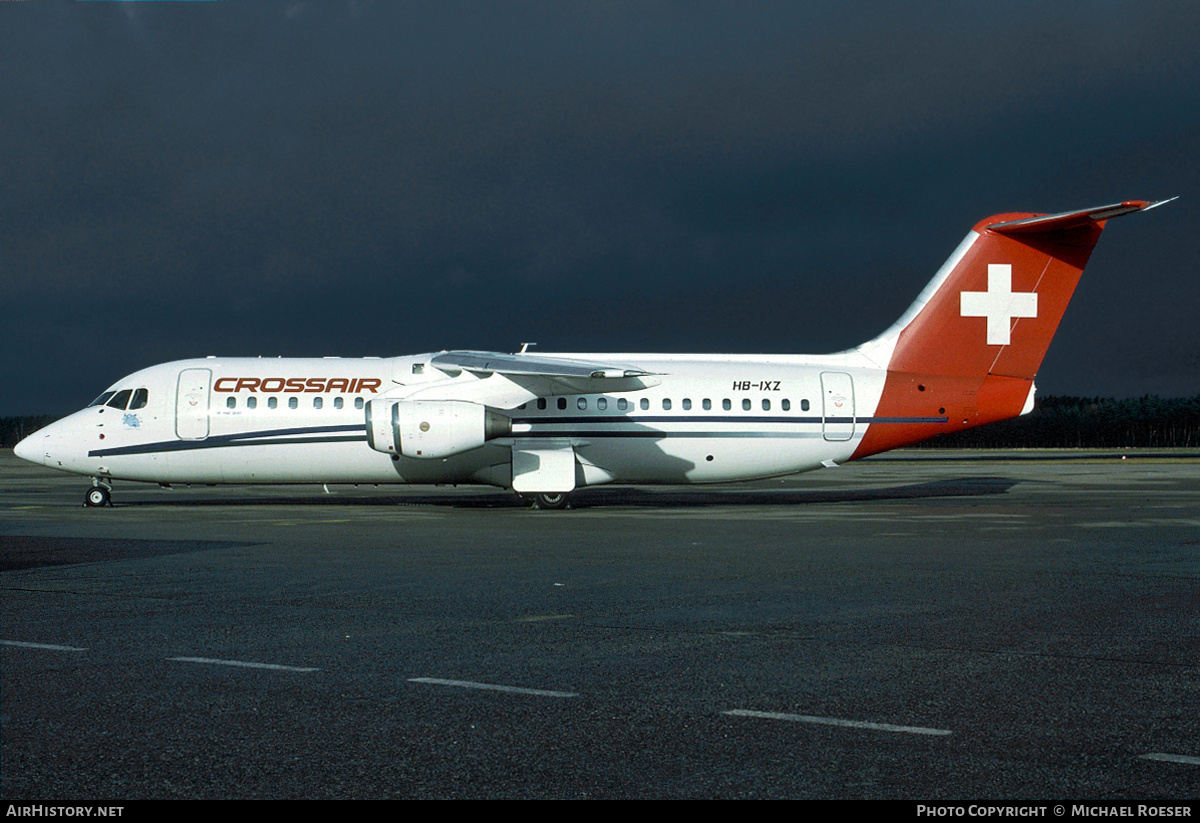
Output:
959 264 1038 345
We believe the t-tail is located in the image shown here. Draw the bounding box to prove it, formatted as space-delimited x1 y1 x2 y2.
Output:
851 199 1173 459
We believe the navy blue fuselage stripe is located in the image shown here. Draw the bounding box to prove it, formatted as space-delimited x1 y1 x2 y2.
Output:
511 415 947 425
90 434 368 457
88 424 365 457
86 416 947 458
513 431 826 439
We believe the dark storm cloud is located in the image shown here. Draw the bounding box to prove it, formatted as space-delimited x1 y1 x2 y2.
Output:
3 1 1198 414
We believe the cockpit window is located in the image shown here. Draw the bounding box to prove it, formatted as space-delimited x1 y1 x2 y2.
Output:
94 387 149 410
107 389 133 410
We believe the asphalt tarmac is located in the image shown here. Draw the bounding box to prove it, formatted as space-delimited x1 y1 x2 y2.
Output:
2 449 1198 800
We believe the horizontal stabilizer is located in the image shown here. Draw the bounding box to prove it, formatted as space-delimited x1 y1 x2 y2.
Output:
984 198 1175 234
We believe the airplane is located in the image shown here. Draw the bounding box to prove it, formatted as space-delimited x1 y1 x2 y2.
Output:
14 198 1170 509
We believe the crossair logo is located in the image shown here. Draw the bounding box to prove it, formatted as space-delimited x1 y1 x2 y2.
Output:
960 263 1038 346
213 377 384 394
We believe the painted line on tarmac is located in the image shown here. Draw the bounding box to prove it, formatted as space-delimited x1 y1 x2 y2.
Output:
2 640 87 652
169 656 319 672
724 709 951 736
1139 753 1200 766
409 677 578 698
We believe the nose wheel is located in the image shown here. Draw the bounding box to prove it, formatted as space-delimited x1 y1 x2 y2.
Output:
84 483 112 508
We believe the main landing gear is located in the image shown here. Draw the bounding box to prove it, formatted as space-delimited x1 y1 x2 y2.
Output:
521 492 572 510
84 480 112 508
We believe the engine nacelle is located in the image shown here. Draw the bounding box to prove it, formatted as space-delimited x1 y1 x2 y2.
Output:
365 399 511 459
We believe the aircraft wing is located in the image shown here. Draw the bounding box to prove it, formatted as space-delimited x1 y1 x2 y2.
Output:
416 350 661 407
431 350 655 379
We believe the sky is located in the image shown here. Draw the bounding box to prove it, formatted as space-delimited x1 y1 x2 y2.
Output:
3 1 1198 416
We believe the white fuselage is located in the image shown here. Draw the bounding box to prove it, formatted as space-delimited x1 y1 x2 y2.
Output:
21 351 899 491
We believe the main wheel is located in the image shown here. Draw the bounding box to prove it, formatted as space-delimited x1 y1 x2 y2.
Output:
532 492 570 510
84 486 111 508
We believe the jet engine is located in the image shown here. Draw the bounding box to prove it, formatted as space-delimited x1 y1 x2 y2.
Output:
365 399 511 459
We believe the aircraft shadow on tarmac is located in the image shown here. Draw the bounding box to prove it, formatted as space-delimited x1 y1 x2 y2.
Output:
112 476 1021 509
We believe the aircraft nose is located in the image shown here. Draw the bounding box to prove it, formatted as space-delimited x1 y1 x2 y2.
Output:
13 432 44 466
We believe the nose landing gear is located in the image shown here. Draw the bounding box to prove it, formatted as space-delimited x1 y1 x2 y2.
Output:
84 480 112 508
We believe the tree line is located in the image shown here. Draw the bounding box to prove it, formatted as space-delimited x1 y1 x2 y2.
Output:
2 416 59 450
2 395 1198 451
916 395 1200 449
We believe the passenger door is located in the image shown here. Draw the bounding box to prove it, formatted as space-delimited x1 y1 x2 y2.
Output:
821 372 855 441
175 368 211 439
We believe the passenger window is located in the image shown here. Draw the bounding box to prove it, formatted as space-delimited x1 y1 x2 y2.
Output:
682 399 692 410
269 397 278 409
801 399 810 411
662 399 672 410
782 399 791 411
226 396 236 409
334 397 344 409
537 398 547 410
617 398 628 411
107 389 132 409
723 399 731 411
742 399 751 411
703 399 712 410
640 398 649 410
597 397 607 411
247 397 257 410
762 399 770 411
129 388 149 410
577 397 587 410
314 397 323 410
288 397 298 409
557 398 567 410
355 397 364 410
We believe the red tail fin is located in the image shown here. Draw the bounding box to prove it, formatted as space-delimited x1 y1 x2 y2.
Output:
851 200 1167 459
